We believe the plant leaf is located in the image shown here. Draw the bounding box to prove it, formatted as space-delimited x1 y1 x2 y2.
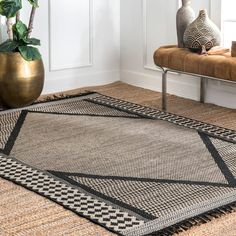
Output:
23 37 41 46
27 0 38 7
0 0 22 18
0 39 18 52
18 45 41 61
13 20 28 40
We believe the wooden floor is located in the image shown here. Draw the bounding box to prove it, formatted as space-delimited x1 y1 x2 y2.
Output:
1 82 236 236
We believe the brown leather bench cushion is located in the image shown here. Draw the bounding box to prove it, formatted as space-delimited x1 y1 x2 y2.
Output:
154 45 236 82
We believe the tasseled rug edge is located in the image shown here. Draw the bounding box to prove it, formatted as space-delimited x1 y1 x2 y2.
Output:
35 91 95 104
0 91 95 111
148 202 236 236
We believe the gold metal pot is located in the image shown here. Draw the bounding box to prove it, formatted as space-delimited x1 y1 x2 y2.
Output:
0 52 44 108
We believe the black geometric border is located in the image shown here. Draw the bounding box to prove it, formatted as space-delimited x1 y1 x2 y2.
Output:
0 154 144 235
51 171 231 188
0 92 236 236
2 100 235 226
49 170 156 220
0 106 141 156
199 132 236 187
48 168 236 226
2 110 28 155
86 94 236 144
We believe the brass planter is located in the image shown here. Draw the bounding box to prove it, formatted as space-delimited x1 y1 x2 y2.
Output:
0 52 44 108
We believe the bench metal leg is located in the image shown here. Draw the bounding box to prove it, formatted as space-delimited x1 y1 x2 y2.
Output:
162 70 167 111
200 77 205 103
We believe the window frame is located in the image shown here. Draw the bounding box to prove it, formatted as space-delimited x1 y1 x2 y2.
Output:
210 0 222 28
218 0 236 47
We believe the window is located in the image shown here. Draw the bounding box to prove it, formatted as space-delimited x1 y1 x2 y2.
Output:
221 0 236 47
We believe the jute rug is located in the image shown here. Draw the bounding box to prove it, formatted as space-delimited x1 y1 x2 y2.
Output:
0 92 236 236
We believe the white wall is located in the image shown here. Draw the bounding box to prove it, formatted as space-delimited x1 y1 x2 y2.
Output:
0 0 235 109
0 0 120 94
120 0 236 109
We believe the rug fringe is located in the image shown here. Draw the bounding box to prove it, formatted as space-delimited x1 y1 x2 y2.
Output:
148 202 236 236
0 91 96 112
35 91 95 104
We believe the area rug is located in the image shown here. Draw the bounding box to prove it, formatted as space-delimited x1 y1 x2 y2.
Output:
0 93 236 236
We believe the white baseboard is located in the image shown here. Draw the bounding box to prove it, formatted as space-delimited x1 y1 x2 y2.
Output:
42 70 120 95
42 68 236 109
121 70 236 109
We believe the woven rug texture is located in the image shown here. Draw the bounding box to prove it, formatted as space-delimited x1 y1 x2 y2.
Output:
0 92 236 236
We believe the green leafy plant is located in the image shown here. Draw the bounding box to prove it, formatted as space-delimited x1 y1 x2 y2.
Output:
0 0 41 61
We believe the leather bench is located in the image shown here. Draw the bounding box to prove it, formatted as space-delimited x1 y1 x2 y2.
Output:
153 45 236 110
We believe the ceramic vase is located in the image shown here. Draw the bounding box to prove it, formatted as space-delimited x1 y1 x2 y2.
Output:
176 0 195 48
183 9 221 52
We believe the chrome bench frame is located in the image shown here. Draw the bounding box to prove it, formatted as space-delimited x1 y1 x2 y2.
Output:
158 66 236 111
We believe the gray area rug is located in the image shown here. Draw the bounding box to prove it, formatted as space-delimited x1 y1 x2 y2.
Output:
0 93 236 236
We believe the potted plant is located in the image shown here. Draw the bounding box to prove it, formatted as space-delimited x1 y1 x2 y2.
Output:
0 0 44 108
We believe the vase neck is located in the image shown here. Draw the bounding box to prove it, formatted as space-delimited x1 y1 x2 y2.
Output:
198 9 208 20
182 0 191 6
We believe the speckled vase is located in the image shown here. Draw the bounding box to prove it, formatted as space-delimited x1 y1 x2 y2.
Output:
183 9 221 51
176 0 195 48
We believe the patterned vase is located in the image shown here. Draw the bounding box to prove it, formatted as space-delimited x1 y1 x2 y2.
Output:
176 0 195 48
183 9 221 51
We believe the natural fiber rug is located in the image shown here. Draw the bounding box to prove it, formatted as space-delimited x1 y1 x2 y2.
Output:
0 93 236 236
